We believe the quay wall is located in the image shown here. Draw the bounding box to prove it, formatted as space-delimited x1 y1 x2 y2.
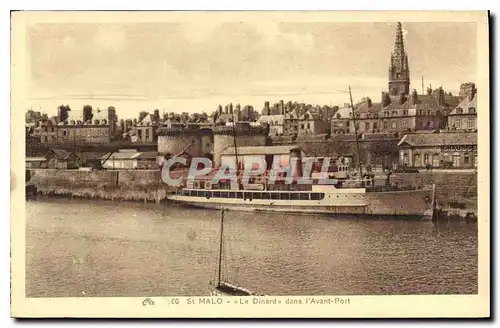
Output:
390 171 477 211
28 169 173 202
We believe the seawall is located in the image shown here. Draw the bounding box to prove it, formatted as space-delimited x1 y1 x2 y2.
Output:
27 169 174 203
390 170 477 212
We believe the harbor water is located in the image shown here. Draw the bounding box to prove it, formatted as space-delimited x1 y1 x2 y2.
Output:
26 197 478 297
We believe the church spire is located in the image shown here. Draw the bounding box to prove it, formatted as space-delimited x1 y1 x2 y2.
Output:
388 22 410 96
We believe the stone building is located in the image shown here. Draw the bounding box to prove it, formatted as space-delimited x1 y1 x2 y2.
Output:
47 149 80 169
397 132 477 169
157 125 212 158
213 123 269 167
448 83 477 131
37 117 58 143
297 109 330 136
46 106 119 144
330 22 460 135
134 114 160 143
257 114 285 136
220 145 304 171
57 124 111 144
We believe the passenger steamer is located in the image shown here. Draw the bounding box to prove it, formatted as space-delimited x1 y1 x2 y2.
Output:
167 86 436 220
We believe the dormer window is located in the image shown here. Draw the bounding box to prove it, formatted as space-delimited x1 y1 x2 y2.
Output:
384 111 389 117
468 107 476 114
70 120 76 125
77 120 82 125
94 120 99 125
456 108 463 114
102 119 107 125
391 111 397 116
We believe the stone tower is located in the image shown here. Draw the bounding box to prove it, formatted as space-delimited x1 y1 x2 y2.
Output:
388 22 410 96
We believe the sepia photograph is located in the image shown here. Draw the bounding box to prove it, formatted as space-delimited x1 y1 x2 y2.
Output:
11 10 490 318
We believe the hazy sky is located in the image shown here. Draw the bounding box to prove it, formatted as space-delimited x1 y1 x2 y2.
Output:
26 20 477 118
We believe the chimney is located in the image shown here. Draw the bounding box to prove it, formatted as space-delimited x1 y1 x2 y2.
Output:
264 101 270 115
279 100 285 115
381 92 391 108
366 98 373 108
411 89 418 105
399 91 406 105
235 103 241 112
436 86 445 106
470 84 477 101
225 105 229 114
229 103 233 114
218 105 223 115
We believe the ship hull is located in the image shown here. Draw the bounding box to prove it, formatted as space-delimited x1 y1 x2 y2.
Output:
168 186 435 220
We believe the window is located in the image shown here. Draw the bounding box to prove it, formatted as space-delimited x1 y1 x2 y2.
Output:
468 107 476 114
63 130 67 136
51 127 54 132
44 136 48 142
373 122 378 130
414 154 421 167
383 121 388 129
310 193 325 200
290 193 299 200
271 193 279 200
391 121 397 129
456 108 463 114
365 122 370 131
427 110 431 116
391 111 397 116
145 129 150 141
424 154 430 165
280 193 289 200
299 193 309 200
384 111 389 117
468 118 474 128
456 119 462 129
403 110 408 116
301 124 305 129
402 120 407 127
307 123 310 129
464 153 470 165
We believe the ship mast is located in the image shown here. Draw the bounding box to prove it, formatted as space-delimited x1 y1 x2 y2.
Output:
348 86 364 180
217 209 225 287
230 108 240 179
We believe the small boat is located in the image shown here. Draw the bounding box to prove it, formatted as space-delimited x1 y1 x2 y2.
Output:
209 209 262 296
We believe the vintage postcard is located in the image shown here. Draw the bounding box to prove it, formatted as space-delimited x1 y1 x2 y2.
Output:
11 11 490 318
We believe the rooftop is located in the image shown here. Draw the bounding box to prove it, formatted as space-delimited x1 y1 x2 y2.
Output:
398 132 477 147
449 93 477 115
